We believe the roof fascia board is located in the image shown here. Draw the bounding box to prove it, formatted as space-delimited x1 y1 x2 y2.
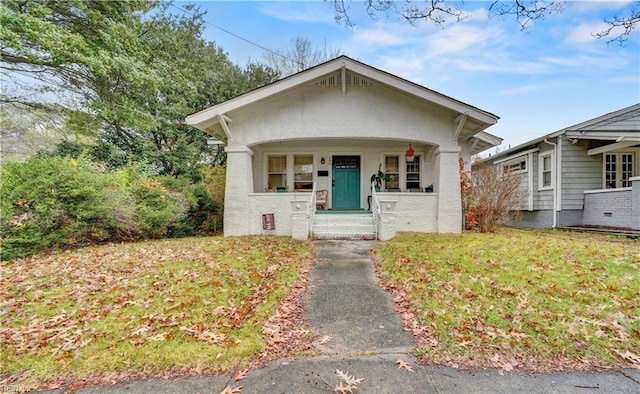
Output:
346 61 498 125
565 131 640 140
564 103 640 131
187 56 499 128
492 147 540 164
186 60 347 126
587 140 640 155
490 131 564 160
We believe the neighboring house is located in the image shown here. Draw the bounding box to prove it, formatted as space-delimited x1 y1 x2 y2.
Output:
489 103 640 230
186 56 502 240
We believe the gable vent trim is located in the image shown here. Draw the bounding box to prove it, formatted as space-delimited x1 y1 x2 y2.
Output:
314 71 373 88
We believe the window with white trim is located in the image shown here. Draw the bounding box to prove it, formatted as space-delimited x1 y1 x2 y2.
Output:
267 155 287 189
502 158 527 173
605 152 635 188
406 155 421 190
384 155 400 190
539 153 552 189
294 155 313 190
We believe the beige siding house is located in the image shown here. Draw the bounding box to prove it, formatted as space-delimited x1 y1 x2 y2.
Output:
187 56 501 239
490 103 640 230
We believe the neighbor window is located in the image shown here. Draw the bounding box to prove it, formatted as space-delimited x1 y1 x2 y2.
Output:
384 155 400 190
539 153 552 189
503 158 527 173
605 152 634 188
405 155 421 190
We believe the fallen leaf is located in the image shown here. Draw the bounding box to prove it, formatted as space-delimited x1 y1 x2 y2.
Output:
234 368 249 381
334 381 357 394
220 385 243 394
614 350 640 367
336 369 363 385
318 335 332 345
396 359 414 372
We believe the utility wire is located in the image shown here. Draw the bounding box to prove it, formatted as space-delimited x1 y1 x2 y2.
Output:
169 3 303 67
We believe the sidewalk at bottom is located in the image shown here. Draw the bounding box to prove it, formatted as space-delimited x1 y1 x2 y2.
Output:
45 354 639 394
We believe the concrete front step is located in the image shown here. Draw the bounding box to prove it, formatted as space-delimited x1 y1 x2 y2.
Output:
312 212 376 240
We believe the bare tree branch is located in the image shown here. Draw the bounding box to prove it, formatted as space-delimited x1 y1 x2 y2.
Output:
594 6 640 46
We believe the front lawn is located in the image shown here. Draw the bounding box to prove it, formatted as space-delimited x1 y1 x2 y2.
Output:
375 229 640 371
0 237 314 388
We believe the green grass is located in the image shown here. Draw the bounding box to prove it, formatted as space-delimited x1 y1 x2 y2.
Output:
375 229 640 370
1 236 314 387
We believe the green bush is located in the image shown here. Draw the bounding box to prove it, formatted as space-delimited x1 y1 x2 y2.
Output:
1 157 224 261
130 177 186 238
1 157 135 260
157 176 220 236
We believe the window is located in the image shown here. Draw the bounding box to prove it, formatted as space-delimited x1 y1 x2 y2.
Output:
405 155 421 189
268 155 287 189
294 155 313 190
384 155 399 189
539 153 552 189
605 152 635 188
503 159 527 173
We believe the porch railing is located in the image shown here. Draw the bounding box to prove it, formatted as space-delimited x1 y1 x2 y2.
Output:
307 182 317 234
371 185 381 239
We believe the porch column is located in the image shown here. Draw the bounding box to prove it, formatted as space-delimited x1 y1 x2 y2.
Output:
223 145 254 236
434 147 462 233
632 176 640 230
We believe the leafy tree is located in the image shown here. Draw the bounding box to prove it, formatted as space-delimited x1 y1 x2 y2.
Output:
330 0 639 45
265 36 343 77
1 1 279 177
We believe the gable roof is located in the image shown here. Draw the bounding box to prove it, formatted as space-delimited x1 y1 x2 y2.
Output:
186 56 500 151
490 103 640 162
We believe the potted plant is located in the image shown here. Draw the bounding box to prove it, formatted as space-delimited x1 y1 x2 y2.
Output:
370 163 391 192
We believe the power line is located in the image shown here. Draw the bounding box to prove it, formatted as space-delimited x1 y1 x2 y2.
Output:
168 3 302 67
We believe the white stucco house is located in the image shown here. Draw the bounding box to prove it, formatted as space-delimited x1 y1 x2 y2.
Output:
489 103 640 231
186 56 502 240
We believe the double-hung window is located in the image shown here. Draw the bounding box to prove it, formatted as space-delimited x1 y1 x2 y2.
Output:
294 155 313 190
384 155 400 190
267 154 314 191
605 152 634 188
267 155 287 189
539 153 552 190
406 155 421 190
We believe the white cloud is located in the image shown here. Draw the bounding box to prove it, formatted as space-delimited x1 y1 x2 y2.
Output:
425 24 504 56
258 3 335 24
564 21 611 44
568 1 635 13
351 26 407 46
500 84 545 96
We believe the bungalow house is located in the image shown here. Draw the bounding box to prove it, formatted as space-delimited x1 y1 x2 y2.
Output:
186 56 502 240
489 103 640 230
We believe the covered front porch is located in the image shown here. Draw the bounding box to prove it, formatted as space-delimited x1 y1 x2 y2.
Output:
224 138 470 239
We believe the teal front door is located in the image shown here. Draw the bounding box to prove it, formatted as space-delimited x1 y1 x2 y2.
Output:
332 156 361 210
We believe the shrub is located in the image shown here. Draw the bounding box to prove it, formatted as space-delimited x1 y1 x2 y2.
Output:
157 176 221 236
130 178 186 238
0 157 135 260
460 158 528 232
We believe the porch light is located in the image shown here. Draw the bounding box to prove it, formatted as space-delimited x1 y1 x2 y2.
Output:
405 144 415 162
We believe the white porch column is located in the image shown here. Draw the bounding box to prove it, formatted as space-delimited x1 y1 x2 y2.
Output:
435 147 462 233
632 176 640 230
223 145 254 236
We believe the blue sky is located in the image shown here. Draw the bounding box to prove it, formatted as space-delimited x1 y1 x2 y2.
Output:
177 1 639 151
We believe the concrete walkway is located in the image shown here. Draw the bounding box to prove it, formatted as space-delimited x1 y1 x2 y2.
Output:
42 241 639 393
